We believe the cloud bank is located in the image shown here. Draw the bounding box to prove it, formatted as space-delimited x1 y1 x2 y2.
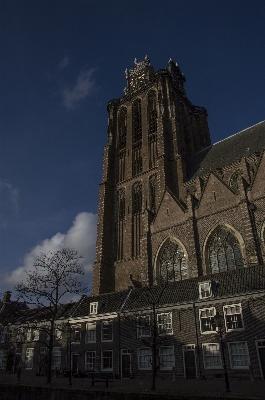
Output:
61 67 96 109
5 212 97 287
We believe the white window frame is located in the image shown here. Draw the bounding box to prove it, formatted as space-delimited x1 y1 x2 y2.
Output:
26 329 32 342
90 302 98 314
55 328 62 340
72 324 81 343
85 351 96 371
101 321 113 342
138 348 152 370
202 343 222 369
199 307 216 334
32 329 39 341
198 282 212 299
228 341 250 369
137 315 150 338
157 312 173 335
86 322 96 343
223 304 244 332
160 346 175 370
101 350 113 371
52 347 61 368
25 348 34 369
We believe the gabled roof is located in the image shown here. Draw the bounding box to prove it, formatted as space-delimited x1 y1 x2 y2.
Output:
71 289 130 318
122 265 265 312
186 121 265 181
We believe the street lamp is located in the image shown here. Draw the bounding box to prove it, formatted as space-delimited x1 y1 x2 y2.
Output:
214 311 230 393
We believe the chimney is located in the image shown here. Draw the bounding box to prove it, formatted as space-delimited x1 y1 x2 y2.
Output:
3 291 12 303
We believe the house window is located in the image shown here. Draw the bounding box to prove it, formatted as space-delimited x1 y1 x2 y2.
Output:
86 351 96 371
202 343 222 369
45 330 50 341
52 347 61 368
25 348 34 369
199 282 212 299
228 342 249 369
26 329 32 342
199 308 216 333
137 315 150 338
101 321 113 342
138 348 152 370
159 240 187 283
101 350 113 371
86 322 96 343
72 325 81 343
160 346 175 370
157 313 173 334
55 328 62 340
224 304 243 331
90 302 98 314
0 349 4 369
16 332 24 343
32 329 39 341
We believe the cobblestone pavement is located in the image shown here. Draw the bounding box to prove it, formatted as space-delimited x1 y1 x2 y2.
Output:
0 371 264 399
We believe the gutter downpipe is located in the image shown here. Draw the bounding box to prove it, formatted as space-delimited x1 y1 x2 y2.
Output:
193 302 201 379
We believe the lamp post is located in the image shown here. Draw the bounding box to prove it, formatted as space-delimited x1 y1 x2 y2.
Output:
67 322 72 386
214 311 230 393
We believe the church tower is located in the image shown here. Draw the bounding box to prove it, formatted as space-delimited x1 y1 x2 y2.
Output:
92 57 210 295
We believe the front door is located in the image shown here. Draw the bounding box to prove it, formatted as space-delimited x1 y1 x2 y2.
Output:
72 354 78 375
183 345 197 379
121 350 131 378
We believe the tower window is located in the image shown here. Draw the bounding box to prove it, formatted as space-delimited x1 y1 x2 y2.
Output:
208 227 244 273
159 240 187 283
133 99 142 143
118 107 127 150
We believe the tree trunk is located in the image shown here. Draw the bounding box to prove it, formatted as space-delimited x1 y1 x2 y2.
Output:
46 321 54 384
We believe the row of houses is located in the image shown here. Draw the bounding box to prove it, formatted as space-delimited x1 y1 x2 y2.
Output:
0 264 265 380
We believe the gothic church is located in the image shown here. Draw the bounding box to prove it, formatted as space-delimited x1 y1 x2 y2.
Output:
92 57 265 296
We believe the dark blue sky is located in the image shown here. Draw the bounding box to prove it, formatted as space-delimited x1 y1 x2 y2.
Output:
1 0 264 295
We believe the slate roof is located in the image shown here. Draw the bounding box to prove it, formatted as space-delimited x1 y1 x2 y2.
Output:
122 264 265 312
186 120 265 181
71 289 130 318
12 302 76 325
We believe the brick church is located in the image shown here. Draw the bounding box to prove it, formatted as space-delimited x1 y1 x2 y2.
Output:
92 56 265 296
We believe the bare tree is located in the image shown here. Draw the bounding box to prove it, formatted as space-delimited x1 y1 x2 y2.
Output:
14 248 88 383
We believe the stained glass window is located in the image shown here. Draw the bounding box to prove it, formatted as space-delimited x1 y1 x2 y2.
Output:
159 240 187 283
208 228 244 273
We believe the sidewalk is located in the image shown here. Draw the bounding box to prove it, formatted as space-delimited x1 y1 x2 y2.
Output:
0 371 264 399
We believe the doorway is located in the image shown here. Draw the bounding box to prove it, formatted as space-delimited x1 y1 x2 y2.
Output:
256 340 265 379
183 344 197 379
72 353 78 375
121 349 131 378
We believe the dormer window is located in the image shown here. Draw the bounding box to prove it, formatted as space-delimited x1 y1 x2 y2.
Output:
199 282 212 299
90 302 98 315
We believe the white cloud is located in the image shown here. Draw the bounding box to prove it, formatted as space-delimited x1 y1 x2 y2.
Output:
59 56 70 69
5 212 97 286
61 67 96 109
0 181 19 214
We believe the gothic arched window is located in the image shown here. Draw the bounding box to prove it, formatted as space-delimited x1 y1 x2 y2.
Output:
159 240 187 283
229 171 239 193
133 99 142 143
208 227 244 274
118 107 127 150
148 91 157 135
132 182 142 257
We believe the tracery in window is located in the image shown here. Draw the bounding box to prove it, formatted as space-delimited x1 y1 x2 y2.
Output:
132 99 142 176
229 171 239 193
159 240 187 283
132 182 142 257
208 227 244 274
117 189 125 260
118 107 127 182
148 91 158 168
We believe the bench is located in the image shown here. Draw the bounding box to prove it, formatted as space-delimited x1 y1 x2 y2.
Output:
87 372 114 388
